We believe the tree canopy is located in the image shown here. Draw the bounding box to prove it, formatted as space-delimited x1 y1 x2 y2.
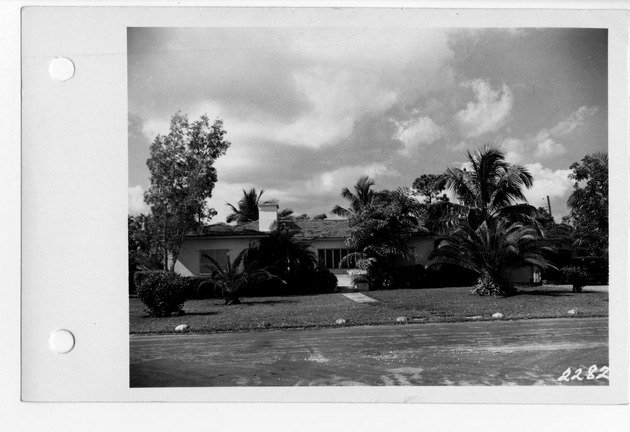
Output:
431 144 536 233
412 174 449 205
344 187 425 289
331 176 378 218
563 152 608 257
428 218 555 296
226 188 264 224
144 111 230 270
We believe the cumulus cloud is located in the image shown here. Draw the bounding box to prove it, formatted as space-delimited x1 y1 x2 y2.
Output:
206 163 400 222
456 79 513 138
130 27 455 150
534 137 567 158
128 186 150 216
500 106 596 162
500 138 527 164
394 116 445 155
523 163 573 217
549 106 598 136
305 163 400 195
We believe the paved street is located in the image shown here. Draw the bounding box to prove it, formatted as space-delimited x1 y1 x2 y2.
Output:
130 317 608 387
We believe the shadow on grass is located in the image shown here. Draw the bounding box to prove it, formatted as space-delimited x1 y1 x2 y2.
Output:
515 290 577 297
183 312 218 316
238 299 299 306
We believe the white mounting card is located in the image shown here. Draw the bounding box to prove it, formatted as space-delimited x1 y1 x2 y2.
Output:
21 6 629 402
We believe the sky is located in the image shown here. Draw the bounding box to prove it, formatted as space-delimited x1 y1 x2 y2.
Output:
128 27 607 223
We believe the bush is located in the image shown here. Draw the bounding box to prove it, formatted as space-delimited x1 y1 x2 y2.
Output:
136 271 187 317
422 264 477 288
181 275 216 299
301 266 338 294
390 265 426 289
561 266 588 292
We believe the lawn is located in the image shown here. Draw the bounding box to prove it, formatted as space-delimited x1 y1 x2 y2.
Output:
129 284 608 334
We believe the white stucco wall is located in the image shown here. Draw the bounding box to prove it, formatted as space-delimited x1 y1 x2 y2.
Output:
175 237 261 276
176 234 535 287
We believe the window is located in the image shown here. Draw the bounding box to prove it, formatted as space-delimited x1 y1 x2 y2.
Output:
318 248 356 269
199 249 230 274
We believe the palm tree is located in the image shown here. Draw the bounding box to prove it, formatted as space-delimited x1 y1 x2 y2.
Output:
331 176 378 218
200 249 276 305
249 224 317 284
428 218 556 296
226 188 264 224
430 145 536 233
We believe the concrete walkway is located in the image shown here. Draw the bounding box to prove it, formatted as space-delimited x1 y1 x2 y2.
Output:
341 292 379 303
130 317 608 387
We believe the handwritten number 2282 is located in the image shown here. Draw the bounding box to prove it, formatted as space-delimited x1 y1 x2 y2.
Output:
558 365 609 381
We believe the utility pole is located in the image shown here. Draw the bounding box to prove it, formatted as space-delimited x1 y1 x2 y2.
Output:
546 195 552 217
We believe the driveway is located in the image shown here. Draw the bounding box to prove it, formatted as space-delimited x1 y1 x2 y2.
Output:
130 317 608 387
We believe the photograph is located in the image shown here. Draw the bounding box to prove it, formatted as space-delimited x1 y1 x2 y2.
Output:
126 24 609 387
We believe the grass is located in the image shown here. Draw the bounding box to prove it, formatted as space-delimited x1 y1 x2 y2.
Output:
129 284 608 334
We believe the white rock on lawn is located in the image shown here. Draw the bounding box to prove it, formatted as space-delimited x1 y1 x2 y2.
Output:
396 316 408 323
568 309 578 315
492 312 505 319
175 324 189 332
335 318 347 325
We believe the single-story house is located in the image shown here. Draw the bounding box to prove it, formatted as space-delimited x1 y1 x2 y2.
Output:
175 202 540 287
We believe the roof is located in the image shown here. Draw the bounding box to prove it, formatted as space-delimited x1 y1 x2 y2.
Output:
187 221 265 238
290 219 350 240
186 218 351 239
186 218 430 240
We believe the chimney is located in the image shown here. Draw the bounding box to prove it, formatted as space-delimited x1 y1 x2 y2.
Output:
258 201 279 232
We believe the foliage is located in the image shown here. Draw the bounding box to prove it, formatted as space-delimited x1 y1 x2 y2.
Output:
136 271 187 317
388 265 426 289
181 275 216 299
331 176 378 217
412 174 449 205
128 214 165 292
201 249 277 305
564 152 608 257
226 188 265 224
560 266 588 292
278 208 295 219
344 187 425 290
428 219 556 296
431 145 536 233
301 265 338 294
247 224 319 293
144 112 230 271
313 213 328 220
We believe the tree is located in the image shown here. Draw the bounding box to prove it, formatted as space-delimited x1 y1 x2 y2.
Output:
128 214 164 269
144 112 230 271
128 214 164 292
428 219 555 296
344 187 425 289
564 152 608 257
331 176 378 218
313 213 328 220
412 174 449 205
249 224 318 287
226 188 265 224
200 249 276 305
431 145 536 233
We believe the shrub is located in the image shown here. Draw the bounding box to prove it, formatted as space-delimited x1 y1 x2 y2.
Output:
302 265 338 294
561 266 588 292
136 271 187 317
390 265 426 289
134 270 161 294
181 275 216 299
